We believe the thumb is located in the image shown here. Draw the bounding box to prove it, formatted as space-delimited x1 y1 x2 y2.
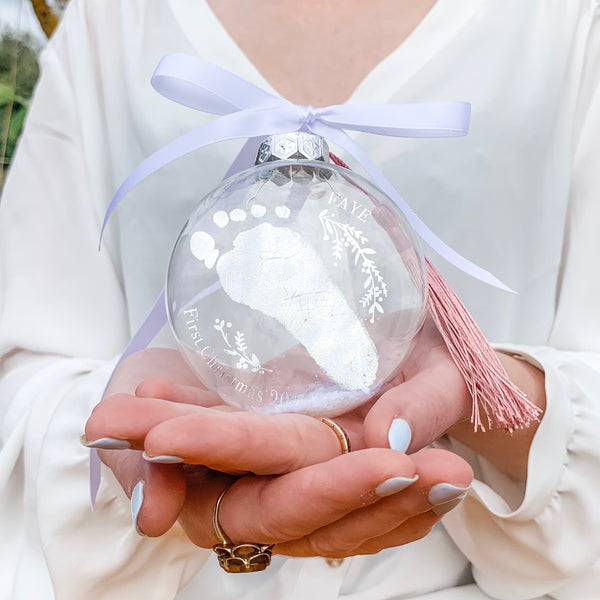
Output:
97 449 187 537
363 362 471 453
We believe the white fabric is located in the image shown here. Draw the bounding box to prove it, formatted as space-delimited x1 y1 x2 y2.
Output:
0 0 599 598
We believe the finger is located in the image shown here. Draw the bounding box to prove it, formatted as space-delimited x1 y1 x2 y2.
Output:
85 395 361 474
97 448 186 537
135 378 223 407
278 510 440 558
274 447 472 557
84 394 206 449
343 510 440 557
363 361 471 453
178 448 416 548
104 348 202 396
143 411 361 473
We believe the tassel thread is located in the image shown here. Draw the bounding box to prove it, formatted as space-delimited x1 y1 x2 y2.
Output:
425 260 541 431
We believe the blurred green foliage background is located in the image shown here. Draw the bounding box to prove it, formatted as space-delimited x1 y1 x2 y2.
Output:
0 0 68 190
0 30 40 186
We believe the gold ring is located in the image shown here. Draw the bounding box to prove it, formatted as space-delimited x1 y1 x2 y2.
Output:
318 417 351 454
212 486 274 573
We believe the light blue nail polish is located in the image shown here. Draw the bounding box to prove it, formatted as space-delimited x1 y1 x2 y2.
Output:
131 481 144 535
142 451 184 464
375 475 419 497
388 419 412 452
428 483 471 505
81 436 131 450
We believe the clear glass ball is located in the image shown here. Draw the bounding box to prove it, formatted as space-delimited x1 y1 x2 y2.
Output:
166 156 427 417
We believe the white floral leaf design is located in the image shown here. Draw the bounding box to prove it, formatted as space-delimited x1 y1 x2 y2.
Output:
319 210 388 323
214 318 272 373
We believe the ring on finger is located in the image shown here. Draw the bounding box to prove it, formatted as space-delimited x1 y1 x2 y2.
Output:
212 486 274 573
317 417 351 455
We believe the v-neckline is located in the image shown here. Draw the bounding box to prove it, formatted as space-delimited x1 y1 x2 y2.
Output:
167 0 480 106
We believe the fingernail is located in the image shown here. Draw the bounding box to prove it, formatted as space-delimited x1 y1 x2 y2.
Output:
428 483 470 504
142 451 184 464
375 475 419 497
80 435 131 450
428 483 470 516
388 418 412 452
131 481 145 536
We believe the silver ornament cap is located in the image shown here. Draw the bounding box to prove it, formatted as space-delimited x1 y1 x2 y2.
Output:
256 132 330 165
255 132 330 184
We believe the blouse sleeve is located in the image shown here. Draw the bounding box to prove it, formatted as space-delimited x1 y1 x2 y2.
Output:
441 6 600 598
0 2 209 598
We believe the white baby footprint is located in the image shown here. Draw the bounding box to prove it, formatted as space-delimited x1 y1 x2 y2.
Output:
229 209 246 222
275 205 291 219
250 204 267 218
213 211 229 228
190 231 219 269
216 223 378 392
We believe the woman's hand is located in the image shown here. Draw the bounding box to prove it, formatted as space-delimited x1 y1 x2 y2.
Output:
83 348 473 556
175 446 472 559
86 396 473 556
83 348 220 537
362 316 547 481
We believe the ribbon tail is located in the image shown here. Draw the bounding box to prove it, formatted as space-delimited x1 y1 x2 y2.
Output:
121 289 169 361
223 137 265 179
313 123 515 293
91 128 271 503
90 289 168 507
99 107 300 248
89 449 101 509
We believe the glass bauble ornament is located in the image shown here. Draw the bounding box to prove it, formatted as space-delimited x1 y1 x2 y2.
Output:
166 132 427 417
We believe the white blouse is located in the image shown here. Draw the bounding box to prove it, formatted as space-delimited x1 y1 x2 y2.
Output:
0 0 599 598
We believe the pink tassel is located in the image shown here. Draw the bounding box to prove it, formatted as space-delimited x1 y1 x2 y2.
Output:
329 152 542 432
425 259 541 431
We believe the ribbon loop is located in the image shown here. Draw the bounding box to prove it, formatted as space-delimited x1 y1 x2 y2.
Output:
151 53 282 113
320 102 471 137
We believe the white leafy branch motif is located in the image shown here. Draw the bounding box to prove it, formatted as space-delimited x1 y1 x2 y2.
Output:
213 319 272 373
318 209 388 323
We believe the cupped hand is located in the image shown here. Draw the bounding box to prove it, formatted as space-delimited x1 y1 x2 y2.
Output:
87 400 473 556
176 446 472 559
363 315 472 453
83 348 217 537
84 347 474 556
362 315 546 481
